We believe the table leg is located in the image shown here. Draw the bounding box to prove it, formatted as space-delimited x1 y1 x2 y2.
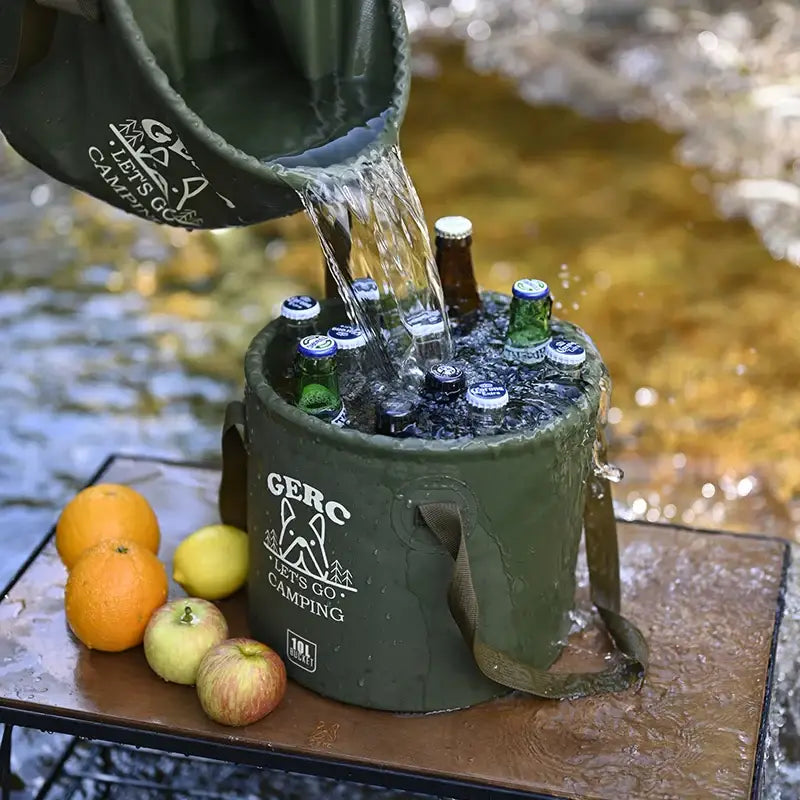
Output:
0 725 12 800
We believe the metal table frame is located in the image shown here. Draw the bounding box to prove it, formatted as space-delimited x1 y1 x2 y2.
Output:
0 454 788 800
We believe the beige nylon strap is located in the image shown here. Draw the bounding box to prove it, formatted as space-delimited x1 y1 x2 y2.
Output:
418 474 648 699
36 0 100 21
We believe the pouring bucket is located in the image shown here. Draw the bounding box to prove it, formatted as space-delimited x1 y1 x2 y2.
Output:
220 299 648 712
0 0 409 228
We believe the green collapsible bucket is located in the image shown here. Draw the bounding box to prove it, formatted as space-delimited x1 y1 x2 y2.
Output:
0 0 409 227
220 299 648 712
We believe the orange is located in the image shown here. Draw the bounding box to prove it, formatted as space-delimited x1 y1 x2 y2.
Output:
56 483 160 570
65 539 168 652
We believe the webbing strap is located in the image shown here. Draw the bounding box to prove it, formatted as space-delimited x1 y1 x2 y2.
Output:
418 474 648 699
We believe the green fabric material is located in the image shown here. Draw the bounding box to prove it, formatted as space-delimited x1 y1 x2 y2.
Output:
418 501 648 699
222 301 610 711
0 1 56 89
219 400 649 702
0 0 409 227
36 0 100 20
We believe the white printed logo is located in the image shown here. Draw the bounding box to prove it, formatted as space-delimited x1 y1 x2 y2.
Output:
88 118 236 227
265 497 355 590
287 629 317 673
263 473 356 624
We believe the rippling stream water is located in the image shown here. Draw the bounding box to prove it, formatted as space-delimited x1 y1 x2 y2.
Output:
2 7 800 798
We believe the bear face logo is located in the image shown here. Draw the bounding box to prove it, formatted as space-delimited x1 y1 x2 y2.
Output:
264 497 354 590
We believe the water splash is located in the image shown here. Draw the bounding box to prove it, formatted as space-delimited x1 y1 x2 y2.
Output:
593 371 625 483
406 0 800 265
300 146 452 384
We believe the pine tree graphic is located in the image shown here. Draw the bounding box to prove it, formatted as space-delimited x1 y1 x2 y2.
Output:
117 119 143 147
264 529 278 552
329 560 345 586
340 569 353 588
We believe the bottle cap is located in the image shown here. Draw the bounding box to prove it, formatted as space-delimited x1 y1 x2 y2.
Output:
424 310 446 334
327 324 367 351
352 277 380 302
409 309 446 337
434 215 473 240
425 363 466 397
375 397 418 437
281 295 321 321
297 335 337 359
467 381 509 410
545 338 586 367
512 279 550 301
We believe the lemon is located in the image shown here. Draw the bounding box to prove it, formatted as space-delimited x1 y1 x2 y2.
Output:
172 524 249 600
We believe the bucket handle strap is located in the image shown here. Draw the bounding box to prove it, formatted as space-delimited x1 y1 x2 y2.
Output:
418 472 648 699
219 400 248 532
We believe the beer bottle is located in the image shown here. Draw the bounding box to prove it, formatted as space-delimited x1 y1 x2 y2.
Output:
424 363 466 402
380 295 413 353
352 277 385 341
280 295 321 342
545 339 586 380
353 277 381 315
327 324 367 399
503 279 552 364
467 381 509 435
270 295 322 398
294 335 347 427
410 310 448 371
375 397 419 438
434 216 482 321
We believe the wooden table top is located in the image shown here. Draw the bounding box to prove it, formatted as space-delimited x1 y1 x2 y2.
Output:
0 456 788 800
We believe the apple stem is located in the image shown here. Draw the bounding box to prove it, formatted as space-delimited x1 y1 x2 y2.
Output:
180 605 194 624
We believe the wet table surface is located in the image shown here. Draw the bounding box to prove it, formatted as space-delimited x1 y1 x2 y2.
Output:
0 456 789 800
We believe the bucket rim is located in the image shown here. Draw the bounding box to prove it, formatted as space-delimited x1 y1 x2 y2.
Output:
243 301 605 460
104 0 411 193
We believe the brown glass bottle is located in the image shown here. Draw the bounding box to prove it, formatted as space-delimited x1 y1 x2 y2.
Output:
434 215 481 320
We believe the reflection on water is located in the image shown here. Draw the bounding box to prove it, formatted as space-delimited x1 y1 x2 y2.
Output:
408 0 800 265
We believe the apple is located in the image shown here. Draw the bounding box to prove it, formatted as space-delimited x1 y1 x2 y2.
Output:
144 598 228 685
195 637 287 727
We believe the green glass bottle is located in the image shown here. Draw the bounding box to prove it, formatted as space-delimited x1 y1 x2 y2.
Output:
294 335 347 426
503 278 553 364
